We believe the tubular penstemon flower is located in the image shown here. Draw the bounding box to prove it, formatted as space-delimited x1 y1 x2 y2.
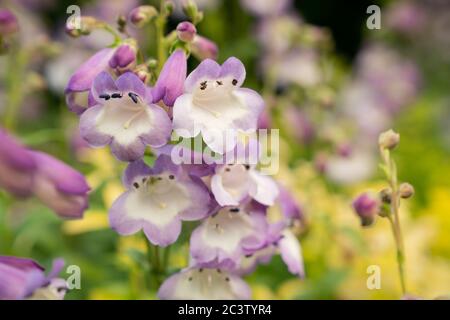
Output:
79 71 172 162
190 205 268 268
0 129 36 197
65 44 138 115
65 48 116 114
0 256 66 300
152 49 187 107
0 129 90 219
109 154 212 246
158 266 251 300
29 151 90 219
173 57 264 154
191 35 218 60
210 163 279 206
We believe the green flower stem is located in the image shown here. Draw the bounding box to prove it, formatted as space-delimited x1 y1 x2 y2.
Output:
155 0 168 72
381 148 407 296
3 49 28 131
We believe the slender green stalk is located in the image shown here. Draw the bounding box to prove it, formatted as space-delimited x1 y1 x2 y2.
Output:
155 0 167 72
3 49 28 131
381 148 407 295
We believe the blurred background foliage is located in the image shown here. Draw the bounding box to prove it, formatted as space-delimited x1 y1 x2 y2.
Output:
0 0 449 299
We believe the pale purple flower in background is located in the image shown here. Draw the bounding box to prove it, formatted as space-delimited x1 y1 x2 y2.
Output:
283 106 315 145
0 256 66 300
210 163 279 206
158 266 250 300
386 1 425 34
109 155 212 246
325 148 375 185
0 129 36 197
0 8 19 35
173 57 264 154
264 49 322 88
79 72 171 162
0 129 89 219
190 205 268 268
152 49 187 107
241 0 291 17
256 14 302 53
29 151 90 219
191 35 219 61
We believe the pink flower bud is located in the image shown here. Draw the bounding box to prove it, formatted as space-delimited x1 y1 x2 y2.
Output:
191 35 218 60
352 193 380 227
128 6 158 28
109 43 137 71
176 21 196 42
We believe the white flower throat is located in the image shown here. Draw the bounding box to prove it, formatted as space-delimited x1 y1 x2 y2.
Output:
192 77 240 118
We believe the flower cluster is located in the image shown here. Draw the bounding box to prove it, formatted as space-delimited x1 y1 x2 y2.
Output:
63 3 304 300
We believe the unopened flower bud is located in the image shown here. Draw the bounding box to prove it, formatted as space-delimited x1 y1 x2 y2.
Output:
164 1 174 16
352 193 380 227
379 188 392 204
65 16 98 38
191 35 218 60
0 9 19 36
379 129 400 150
128 6 158 28
109 41 137 71
399 183 414 199
176 21 196 42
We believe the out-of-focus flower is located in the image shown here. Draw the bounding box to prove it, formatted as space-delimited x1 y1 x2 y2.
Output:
265 49 322 88
173 57 264 153
128 5 158 28
152 49 187 107
282 106 315 145
0 129 36 197
79 72 172 162
386 1 425 34
191 35 218 60
190 205 268 268
325 149 375 185
176 21 197 42
109 155 211 246
352 193 380 227
0 129 90 219
278 185 304 222
0 9 19 36
158 266 251 300
240 0 291 17
379 129 400 150
29 151 90 219
210 163 279 206
0 256 66 300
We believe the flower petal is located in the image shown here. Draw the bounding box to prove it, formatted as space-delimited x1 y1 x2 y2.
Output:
184 59 221 93
219 57 246 87
279 229 305 278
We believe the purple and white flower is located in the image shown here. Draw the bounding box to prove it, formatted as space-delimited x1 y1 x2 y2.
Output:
190 205 268 268
173 57 264 154
158 266 251 300
79 71 172 162
0 256 66 300
210 163 279 206
65 44 137 114
109 154 212 246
